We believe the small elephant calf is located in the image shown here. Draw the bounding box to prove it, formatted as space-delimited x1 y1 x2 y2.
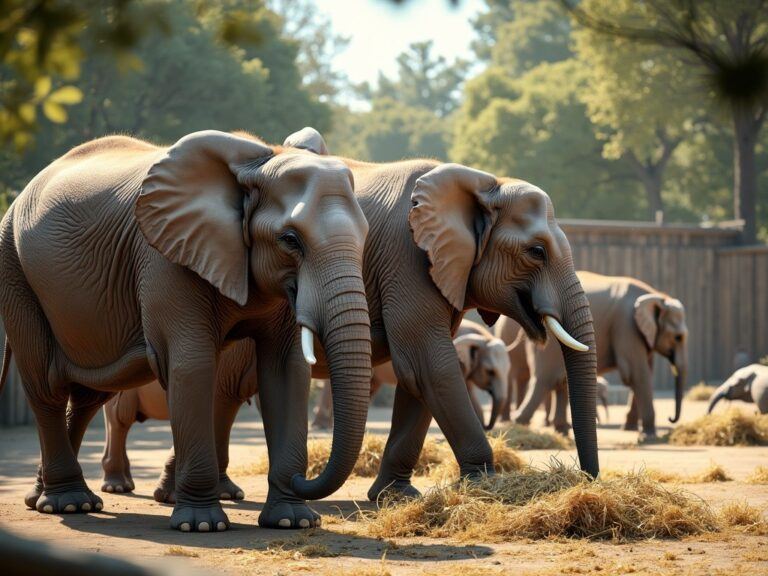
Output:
708 364 768 415
100 339 257 503
311 319 512 430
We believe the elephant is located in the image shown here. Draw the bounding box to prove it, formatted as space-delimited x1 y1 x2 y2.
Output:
0 130 372 532
311 319 512 431
500 271 688 437
98 338 258 502
283 127 599 501
708 364 768 415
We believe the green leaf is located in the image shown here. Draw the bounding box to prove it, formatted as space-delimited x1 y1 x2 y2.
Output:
34 77 52 99
48 86 83 105
42 101 67 123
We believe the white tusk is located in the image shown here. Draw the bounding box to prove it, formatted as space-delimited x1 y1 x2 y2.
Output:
670 365 679 377
301 326 317 365
544 315 589 352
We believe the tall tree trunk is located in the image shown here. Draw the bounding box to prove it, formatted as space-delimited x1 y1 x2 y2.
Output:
732 104 762 244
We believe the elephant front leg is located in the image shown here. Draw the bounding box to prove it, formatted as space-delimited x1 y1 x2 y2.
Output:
368 384 432 502
257 337 319 529
622 391 639 431
213 394 245 500
166 344 228 532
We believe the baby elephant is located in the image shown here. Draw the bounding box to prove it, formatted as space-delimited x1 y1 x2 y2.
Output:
312 320 511 430
100 339 257 503
708 364 768 415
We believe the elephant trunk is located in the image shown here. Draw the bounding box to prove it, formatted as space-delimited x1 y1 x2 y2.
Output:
669 347 687 423
707 381 730 414
484 379 506 430
291 255 372 500
559 274 599 478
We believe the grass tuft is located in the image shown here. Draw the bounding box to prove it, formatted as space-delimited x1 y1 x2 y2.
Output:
165 546 199 557
668 408 768 446
746 465 768 484
495 423 574 450
428 433 525 482
685 382 718 401
719 501 767 534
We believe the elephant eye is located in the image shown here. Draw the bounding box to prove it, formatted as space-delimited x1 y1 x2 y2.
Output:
674 334 683 343
527 245 547 262
278 230 304 256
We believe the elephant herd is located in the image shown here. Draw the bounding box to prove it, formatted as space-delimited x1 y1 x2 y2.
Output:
0 125 754 538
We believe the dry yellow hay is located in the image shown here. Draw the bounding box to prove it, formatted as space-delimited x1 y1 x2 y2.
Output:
685 382 718 401
365 462 721 541
601 462 731 484
690 462 732 483
413 436 447 476
428 433 525 482
719 501 767 534
668 408 768 446
495 423 574 449
165 546 199 557
746 465 768 484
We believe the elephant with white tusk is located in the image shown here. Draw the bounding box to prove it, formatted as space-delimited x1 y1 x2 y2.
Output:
311 319 513 431
708 364 768 415
498 271 688 438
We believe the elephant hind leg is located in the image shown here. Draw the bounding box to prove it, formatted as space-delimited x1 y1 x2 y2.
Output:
102 391 136 494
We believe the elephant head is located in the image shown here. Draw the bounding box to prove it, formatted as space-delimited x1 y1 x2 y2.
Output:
408 164 599 477
136 130 371 500
454 333 511 430
634 294 688 423
708 367 756 413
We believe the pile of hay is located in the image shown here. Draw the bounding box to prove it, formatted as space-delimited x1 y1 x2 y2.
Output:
602 462 731 484
685 382 718 401
365 461 727 541
668 408 768 446
495 423 574 450
746 465 768 484
427 434 524 482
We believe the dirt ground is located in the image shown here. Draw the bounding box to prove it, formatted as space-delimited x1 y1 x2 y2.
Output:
1 396 767 575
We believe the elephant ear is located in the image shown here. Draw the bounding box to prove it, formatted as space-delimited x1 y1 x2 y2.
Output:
283 127 329 155
453 333 486 377
633 294 665 350
136 130 273 306
409 163 499 310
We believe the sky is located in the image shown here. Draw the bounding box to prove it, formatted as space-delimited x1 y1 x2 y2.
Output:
313 0 483 87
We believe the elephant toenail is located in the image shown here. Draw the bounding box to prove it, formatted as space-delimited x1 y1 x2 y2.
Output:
179 522 191 532
115 486 123 493
278 518 291 528
315 518 322 527
216 522 227 531
106 485 114 493
220 492 230 499
235 491 244 499
43 504 53 513
82 503 91 511
198 522 210 532
95 502 103 511
298 519 310 528
63 504 76 512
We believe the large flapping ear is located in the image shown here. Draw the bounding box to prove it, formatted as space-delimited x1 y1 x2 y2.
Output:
633 293 665 350
283 127 329 155
136 130 273 306
409 163 498 310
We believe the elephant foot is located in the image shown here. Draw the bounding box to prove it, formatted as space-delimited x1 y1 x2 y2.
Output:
367 477 421 503
153 482 176 504
170 502 229 532
258 494 321 529
638 430 660 444
101 474 135 494
24 475 44 509
216 474 244 501
554 423 571 437
36 483 103 514
621 421 639 431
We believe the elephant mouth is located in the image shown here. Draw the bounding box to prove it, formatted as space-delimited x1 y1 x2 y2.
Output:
514 289 547 343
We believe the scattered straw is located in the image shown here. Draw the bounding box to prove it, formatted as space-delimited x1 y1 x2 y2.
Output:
364 461 722 542
602 463 732 484
685 382 717 401
165 546 199 557
428 434 524 482
495 423 574 450
249 535 339 560
668 408 768 446
746 465 768 484
414 437 447 476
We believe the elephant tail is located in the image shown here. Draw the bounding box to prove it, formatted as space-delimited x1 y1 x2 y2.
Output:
0 337 11 397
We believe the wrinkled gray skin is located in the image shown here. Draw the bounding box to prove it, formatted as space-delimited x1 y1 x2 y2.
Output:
501 271 688 438
542 375 610 427
708 364 768 415
0 130 372 532
286 128 599 501
312 319 511 431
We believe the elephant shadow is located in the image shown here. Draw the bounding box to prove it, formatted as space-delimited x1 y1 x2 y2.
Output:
58 499 494 562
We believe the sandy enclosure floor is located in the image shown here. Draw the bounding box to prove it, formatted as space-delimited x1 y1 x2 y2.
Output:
1 398 767 575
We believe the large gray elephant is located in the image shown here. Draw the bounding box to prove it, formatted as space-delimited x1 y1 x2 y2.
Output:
708 364 768 414
311 319 512 431
0 130 372 532
502 271 688 437
285 128 599 500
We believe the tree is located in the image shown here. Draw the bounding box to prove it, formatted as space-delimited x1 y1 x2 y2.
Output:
561 0 768 242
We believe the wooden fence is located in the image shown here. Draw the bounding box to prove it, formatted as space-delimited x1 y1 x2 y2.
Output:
1 219 766 424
